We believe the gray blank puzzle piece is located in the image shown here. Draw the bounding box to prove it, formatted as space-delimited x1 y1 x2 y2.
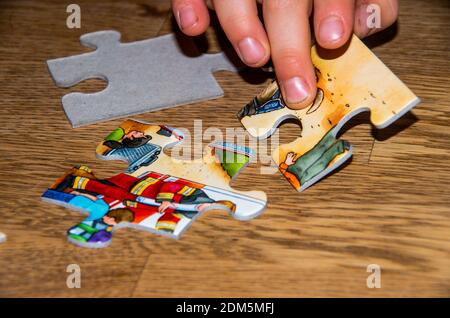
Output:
47 31 238 127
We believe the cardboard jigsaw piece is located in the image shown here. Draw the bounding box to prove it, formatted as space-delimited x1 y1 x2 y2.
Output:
0 232 5 243
42 120 266 248
47 31 238 127
238 35 420 192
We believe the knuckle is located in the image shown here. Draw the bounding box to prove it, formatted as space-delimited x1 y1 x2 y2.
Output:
274 48 303 67
222 13 251 29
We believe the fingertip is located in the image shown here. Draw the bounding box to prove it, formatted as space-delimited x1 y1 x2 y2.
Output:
354 0 399 39
277 64 318 110
313 0 354 49
281 78 318 110
353 4 371 38
180 14 210 36
316 15 351 49
173 0 210 36
236 37 270 67
214 0 270 68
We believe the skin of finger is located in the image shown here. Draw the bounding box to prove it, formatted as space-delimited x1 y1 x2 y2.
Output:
172 0 211 36
207 0 263 10
354 0 398 38
263 0 317 109
213 0 270 67
313 0 355 49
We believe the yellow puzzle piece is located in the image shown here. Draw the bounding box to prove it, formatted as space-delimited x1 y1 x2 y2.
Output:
238 35 420 192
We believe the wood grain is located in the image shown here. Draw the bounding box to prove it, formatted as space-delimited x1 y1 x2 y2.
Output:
0 0 448 297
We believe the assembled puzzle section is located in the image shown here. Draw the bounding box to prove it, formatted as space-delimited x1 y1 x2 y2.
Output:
238 35 420 192
42 120 266 248
47 31 238 127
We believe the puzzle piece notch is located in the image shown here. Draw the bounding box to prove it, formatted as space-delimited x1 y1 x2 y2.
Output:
42 120 266 248
47 31 239 127
239 35 420 192
80 30 121 50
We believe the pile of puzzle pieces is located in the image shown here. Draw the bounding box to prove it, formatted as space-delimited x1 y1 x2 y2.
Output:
42 119 267 248
41 32 419 248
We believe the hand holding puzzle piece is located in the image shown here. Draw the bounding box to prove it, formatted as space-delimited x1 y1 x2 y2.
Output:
238 35 420 192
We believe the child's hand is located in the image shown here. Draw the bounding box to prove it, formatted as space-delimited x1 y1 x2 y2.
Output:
284 152 296 165
171 0 398 109
158 201 176 213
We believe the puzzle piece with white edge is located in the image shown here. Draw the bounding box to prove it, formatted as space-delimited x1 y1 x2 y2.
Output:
41 120 266 248
238 35 420 192
47 31 238 127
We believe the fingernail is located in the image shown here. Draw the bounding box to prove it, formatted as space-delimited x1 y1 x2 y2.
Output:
319 15 345 43
355 4 372 38
281 77 310 104
237 37 266 65
177 6 198 30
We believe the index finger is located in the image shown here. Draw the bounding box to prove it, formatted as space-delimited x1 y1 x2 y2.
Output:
263 0 317 109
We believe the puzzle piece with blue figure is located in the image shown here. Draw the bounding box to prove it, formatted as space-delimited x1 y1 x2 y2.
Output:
238 35 420 192
42 120 266 248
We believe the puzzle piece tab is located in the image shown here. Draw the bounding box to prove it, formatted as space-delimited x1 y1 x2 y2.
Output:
238 35 420 192
47 31 238 127
42 120 266 248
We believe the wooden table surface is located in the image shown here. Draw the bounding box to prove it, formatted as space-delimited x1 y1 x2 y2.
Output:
0 0 448 297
